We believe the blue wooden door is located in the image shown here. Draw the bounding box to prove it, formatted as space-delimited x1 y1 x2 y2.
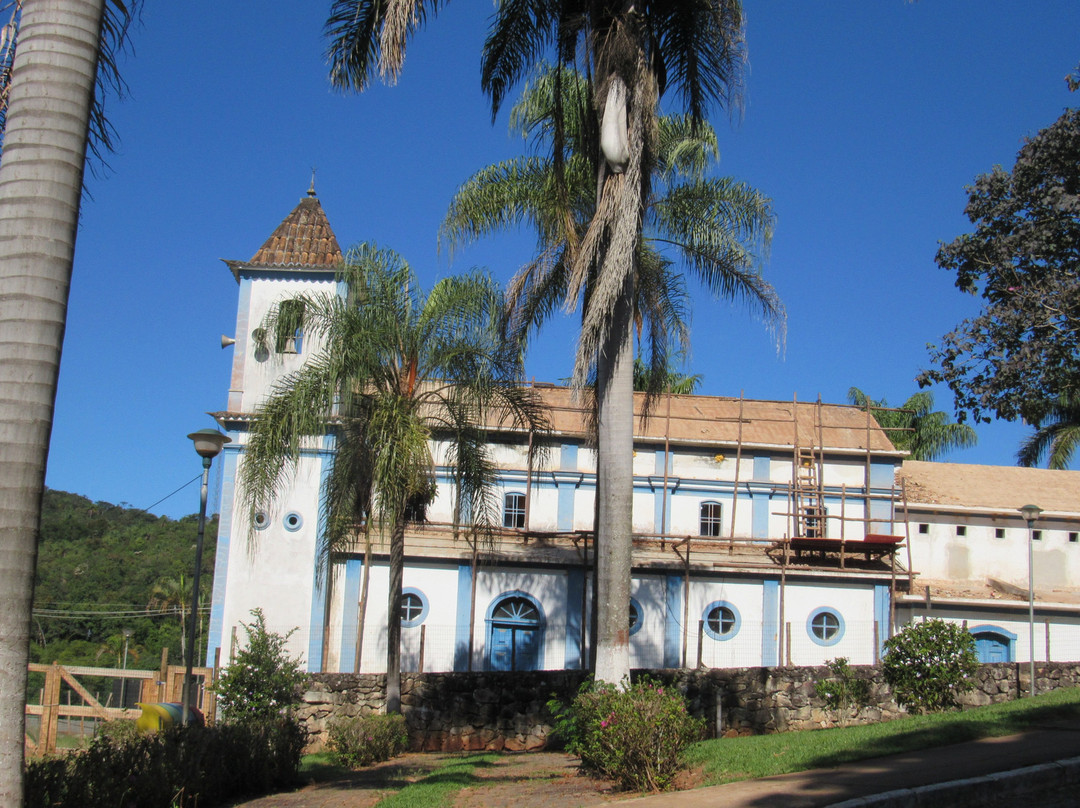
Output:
974 632 1010 663
488 597 541 671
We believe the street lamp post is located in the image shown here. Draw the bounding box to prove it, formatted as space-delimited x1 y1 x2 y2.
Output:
120 627 132 709
1018 503 1042 697
183 429 230 724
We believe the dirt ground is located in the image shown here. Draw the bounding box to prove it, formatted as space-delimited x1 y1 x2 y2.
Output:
227 750 638 808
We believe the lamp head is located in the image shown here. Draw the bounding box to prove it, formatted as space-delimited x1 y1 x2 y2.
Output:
188 428 231 460
1018 503 1043 525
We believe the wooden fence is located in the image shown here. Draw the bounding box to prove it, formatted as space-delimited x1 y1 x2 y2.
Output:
26 658 216 756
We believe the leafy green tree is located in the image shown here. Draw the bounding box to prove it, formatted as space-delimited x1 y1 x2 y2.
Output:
918 108 1080 426
847 388 977 461
238 244 546 712
1017 392 1080 469
215 609 306 724
882 619 979 714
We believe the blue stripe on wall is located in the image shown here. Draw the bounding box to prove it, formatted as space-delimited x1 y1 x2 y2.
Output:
665 575 683 668
560 442 578 471
762 579 780 666
454 563 473 671
206 443 239 662
753 454 770 480
753 494 770 539
339 559 363 672
565 568 584 669
874 585 890 660
306 435 336 672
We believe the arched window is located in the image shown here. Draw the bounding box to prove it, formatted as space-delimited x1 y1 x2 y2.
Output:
503 492 526 529
486 592 544 671
702 601 741 641
807 607 845 646
700 501 723 537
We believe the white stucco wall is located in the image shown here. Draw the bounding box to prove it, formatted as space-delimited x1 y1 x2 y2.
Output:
782 581 877 666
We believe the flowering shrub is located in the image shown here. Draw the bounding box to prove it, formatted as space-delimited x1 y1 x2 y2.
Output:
882 618 979 713
550 677 704 792
326 713 409 768
214 608 306 724
815 657 871 722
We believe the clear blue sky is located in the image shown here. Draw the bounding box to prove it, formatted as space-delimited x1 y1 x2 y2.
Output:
45 1 1080 519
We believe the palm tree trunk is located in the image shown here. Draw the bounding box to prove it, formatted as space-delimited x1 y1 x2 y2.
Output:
593 271 635 685
0 0 105 801
385 516 405 713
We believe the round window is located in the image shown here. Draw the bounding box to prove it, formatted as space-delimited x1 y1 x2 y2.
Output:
629 597 643 636
400 588 428 627
253 511 269 531
702 601 741 641
807 607 845 646
283 512 303 532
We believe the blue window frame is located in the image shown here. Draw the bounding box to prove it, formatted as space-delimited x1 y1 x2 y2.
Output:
486 591 544 671
400 588 428 628
283 511 303 532
702 600 741 641
807 607 845 646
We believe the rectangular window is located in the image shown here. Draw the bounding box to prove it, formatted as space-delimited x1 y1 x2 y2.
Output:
700 502 723 537
956 525 966 537
1033 530 1043 541
918 523 929 534
1070 532 1078 543
503 492 526 529
995 528 1005 539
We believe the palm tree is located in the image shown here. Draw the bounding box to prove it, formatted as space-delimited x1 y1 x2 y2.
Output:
1017 393 1080 469
148 575 189 661
324 0 763 685
847 388 977 462
0 1 107 800
238 243 546 712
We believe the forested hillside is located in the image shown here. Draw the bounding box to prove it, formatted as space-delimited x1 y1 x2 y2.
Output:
32 489 218 673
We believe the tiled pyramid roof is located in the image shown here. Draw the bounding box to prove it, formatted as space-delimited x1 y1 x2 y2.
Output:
248 189 342 268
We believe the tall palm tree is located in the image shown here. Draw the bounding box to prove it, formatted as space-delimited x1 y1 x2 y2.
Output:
847 388 977 462
0 1 107 800
325 1 761 685
1017 393 1080 469
238 243 546 712
148 575 189 661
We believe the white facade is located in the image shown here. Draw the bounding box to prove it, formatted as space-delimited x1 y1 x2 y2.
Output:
207 193 1080 675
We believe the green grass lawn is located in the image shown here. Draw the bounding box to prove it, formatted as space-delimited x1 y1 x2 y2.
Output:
684 686 1080 786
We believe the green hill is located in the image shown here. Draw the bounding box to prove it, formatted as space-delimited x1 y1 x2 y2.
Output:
32 488 219 674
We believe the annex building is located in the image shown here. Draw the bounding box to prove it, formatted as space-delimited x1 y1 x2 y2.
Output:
206 191 1080 675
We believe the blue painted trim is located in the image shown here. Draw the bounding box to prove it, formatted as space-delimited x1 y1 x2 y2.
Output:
762 579 780 666
753 455 770 481
206 442 239 661
664 575 683 667
454 563 472 671
306 434 336 671
485 590 546 672
752 493 770 539
557 481 575 531
701 600 741 641
654 449 669 475
807 607 845 647
873 585 890 660
560 443 578 471
339 559 363 672
565 569 585 669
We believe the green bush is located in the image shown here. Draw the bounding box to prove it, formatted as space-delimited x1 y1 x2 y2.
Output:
882 618 979 714
326 713 409 768
215 608 306 724
816 657 871 721
25 718 305 808
550 677 705 792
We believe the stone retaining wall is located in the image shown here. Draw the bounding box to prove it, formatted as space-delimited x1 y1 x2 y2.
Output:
295 662 1080 752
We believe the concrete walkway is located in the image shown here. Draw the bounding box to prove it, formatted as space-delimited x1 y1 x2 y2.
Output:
607 726 1080 807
